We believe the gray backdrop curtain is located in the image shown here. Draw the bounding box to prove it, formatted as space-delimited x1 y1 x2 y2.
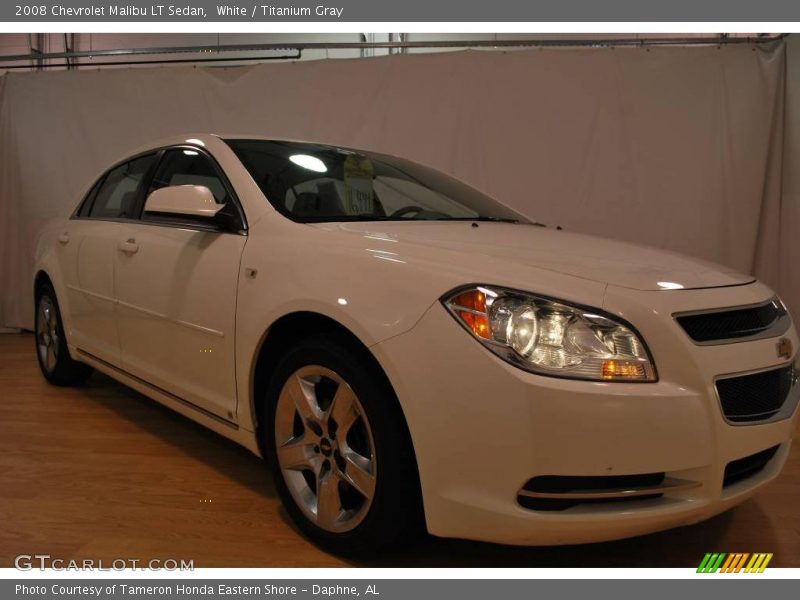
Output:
0 40 792 329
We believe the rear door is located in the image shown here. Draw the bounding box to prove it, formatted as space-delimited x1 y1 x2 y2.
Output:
56 154 157 366
113 147 247 421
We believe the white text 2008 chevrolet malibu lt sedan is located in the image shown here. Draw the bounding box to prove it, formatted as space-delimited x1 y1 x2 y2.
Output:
33 134 798 554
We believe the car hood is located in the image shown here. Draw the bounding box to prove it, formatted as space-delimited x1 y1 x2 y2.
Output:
318 221 754 292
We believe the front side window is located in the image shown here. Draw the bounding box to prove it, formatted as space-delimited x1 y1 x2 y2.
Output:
226 139 527 224
142 148 244 232
87 154 155 220
147 149 229 204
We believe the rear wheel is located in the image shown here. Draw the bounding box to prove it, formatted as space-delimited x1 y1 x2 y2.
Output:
35 283 93 386
263 336 423 556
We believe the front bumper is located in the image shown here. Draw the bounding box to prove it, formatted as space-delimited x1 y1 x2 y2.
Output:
372 281 798 545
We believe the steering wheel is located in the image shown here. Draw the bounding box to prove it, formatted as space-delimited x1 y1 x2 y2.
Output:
390 205 426 219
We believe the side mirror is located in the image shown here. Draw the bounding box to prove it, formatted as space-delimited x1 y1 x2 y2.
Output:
144 185 223 219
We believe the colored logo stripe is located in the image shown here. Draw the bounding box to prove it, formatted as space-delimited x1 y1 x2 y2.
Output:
697 553 773 573
697 553 726 573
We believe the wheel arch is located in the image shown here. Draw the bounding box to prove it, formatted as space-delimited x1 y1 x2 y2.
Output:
249 311 420 476
33 269 54 299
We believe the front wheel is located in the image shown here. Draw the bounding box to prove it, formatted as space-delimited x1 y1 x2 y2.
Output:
264 336 423 555
34 283 93 386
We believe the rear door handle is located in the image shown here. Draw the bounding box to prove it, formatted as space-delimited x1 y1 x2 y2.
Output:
57 232 70 245
118 238 139 255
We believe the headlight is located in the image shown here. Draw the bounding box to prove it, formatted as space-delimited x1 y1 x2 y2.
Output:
442 285 657 382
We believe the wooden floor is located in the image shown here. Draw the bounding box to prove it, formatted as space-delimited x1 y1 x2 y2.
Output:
1 332 798 568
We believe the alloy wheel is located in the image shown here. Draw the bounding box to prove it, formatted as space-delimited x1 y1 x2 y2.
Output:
274 365 377 533
36 296 59 373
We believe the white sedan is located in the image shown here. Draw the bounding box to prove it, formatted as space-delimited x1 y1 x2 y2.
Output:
33 134 799 554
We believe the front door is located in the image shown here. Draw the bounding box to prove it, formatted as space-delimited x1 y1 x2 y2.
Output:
113 148 246 421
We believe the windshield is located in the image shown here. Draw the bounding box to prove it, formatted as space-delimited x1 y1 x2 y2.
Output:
226 139 527 224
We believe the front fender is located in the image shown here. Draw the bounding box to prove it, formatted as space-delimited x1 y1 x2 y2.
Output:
233 213 607 432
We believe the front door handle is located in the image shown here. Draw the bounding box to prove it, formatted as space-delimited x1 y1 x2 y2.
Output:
57 232 70 245
118 238 139 255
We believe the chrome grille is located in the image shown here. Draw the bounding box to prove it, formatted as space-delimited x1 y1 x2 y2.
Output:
675 298 788 344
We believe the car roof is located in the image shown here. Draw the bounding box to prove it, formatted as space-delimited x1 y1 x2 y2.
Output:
116 133 420 174
126 133 353 155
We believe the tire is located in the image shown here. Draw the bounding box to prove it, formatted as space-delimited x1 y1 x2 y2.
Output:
34 283 93 386
263 335 424 556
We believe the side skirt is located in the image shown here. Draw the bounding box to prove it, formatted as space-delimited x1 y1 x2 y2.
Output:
74 346 262 457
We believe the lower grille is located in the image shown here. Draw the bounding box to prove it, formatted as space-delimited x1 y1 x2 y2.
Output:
723 445 780 487
716 365 795 423
517 473 699 512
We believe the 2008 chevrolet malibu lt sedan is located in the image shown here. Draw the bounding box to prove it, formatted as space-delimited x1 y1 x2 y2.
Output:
33 134 798 554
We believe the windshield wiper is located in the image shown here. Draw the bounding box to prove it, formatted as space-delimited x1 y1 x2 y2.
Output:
472 217 521 223
299 215 393 223
431 216 522 223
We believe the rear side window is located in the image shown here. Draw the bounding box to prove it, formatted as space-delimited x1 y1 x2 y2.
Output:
76 178 103 217
147 149 229 204
87 154 155 219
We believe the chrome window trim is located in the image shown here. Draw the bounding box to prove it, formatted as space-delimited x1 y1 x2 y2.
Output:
67 214 247 237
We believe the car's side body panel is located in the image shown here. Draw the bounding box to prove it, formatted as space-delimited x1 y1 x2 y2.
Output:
32 134 266 452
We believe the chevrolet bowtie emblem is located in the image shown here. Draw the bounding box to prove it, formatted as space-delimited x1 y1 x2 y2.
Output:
777 338 793 360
